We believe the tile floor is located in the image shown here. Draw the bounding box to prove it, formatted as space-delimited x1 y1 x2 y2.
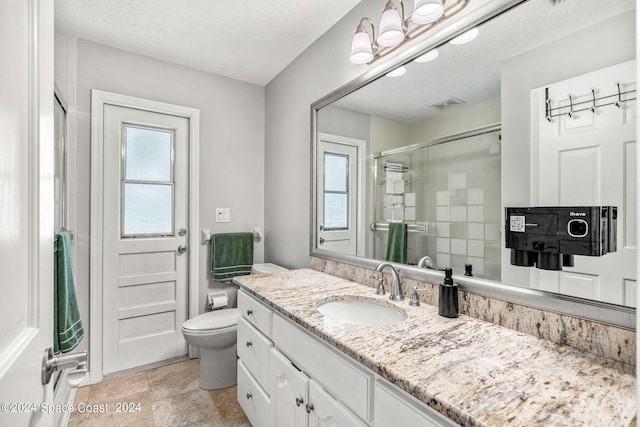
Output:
68 359 251 427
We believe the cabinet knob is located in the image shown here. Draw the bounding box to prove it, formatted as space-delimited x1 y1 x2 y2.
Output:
246 392 253 400
305 403 314 414
246 341 253 347
246 309 253 316
295 397 304 407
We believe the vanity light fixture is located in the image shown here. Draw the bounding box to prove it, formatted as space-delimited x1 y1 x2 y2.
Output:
414 48 439 63
386 66 407 77
448 27 479 45
349 0 470 65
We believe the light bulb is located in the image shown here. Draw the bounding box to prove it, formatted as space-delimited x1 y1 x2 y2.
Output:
378 8 404 47
350 31 374 64
412 0 444 25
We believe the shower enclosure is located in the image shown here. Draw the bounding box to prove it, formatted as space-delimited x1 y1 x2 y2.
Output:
371 128 502 280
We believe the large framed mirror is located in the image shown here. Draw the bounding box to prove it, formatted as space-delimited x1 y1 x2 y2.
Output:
312 0 636 328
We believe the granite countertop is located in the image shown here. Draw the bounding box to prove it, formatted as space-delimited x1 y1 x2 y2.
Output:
234 268 636 427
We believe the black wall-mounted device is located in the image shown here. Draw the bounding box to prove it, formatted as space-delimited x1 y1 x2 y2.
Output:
505 206 617 271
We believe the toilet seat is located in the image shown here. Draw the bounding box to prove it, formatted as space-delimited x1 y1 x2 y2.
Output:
183 308 239 332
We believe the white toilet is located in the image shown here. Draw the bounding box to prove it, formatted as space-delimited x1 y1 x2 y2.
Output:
182 263 288 390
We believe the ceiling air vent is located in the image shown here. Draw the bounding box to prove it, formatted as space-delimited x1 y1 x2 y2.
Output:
428 96 466 110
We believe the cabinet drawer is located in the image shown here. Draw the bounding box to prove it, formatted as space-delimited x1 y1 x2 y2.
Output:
238 290 272 337
374 379 458 427
237 316 273 393
273 314 373 422
237 361 270 427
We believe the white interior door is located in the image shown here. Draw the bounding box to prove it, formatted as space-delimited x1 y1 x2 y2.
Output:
102 104 189 375
0 0 55 425
532 60 637 305
317 134 366 256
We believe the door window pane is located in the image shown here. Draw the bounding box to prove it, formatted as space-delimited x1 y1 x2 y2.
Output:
324 153 347 192
123 183 173 235
323 152 349 230
125 127 172 181
122 125 175 237
324 194 348 229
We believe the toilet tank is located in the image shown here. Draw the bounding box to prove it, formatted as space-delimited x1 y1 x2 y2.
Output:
251 263 288 274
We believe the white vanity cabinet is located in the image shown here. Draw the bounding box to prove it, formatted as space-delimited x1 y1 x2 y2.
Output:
270 347 368 427
238 289 457 427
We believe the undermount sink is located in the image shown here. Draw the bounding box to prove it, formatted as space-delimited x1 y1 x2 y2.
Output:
317 298 407 326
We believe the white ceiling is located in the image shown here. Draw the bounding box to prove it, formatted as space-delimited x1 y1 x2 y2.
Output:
55 0 362 86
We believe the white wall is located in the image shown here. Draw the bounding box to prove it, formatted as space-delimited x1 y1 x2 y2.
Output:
55 37 266 354
501 11 635 286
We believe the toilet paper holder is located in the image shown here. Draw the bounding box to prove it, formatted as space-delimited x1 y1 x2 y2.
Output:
208 291 229 309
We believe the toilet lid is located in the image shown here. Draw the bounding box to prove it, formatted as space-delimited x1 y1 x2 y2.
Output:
183 308 239 331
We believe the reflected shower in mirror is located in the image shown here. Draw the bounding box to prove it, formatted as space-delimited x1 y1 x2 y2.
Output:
314 0 637 308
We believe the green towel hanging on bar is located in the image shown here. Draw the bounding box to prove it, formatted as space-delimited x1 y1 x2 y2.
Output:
54 231 84 354
211 232 254 281
386 222 407 264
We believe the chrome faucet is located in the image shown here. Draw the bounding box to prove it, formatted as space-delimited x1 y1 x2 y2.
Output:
375 262 404 301
417 255 434 269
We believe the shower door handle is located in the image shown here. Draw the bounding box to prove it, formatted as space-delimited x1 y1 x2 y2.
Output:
177 245 187 254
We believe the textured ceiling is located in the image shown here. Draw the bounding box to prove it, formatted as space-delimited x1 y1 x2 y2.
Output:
55 0 362 86
333 0 636 124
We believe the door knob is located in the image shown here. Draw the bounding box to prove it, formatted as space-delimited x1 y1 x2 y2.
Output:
42 347 87 385
319 238 325 244
178 228 187 236
177 245 187 254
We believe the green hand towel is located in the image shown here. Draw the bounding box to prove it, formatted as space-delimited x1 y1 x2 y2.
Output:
386 222 407 264
54 231 84 354
211 232 254 281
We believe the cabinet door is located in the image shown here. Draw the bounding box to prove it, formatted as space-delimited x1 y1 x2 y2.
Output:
374 380 458 427
308 381 368 427
271 348 309 427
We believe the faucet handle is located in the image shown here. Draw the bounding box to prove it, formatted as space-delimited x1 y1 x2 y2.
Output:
371 275 385 295
409 286 429 306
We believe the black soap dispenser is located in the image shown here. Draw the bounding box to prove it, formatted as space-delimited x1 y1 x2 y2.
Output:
438 268 459 318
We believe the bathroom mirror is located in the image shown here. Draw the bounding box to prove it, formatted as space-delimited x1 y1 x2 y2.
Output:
312 0 636 327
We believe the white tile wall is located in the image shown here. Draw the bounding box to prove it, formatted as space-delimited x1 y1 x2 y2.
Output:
437 238 450 253
437 206 450 221
468 240 485 257
450 239 467 255
451 206 467 222
437 222 450 237
468 223 485 240
467 206 484 222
